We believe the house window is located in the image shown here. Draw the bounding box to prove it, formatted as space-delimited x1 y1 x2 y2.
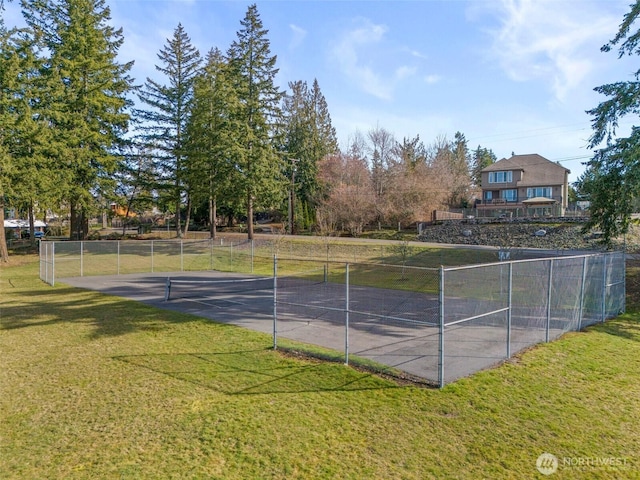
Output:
502 189 517 202
484 191 492 200
488 171 512 183
527 187 552 198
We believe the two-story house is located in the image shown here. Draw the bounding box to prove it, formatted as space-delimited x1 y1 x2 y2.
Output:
478 154 570 216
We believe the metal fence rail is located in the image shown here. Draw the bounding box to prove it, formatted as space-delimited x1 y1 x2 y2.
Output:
39 240 625 387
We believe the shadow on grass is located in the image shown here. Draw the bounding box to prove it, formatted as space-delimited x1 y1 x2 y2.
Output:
0 285 214 339
591 314 640 342
113 350 402 395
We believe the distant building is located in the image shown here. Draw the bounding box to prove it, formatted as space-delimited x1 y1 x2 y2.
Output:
4 219 47 239
478 154 570 216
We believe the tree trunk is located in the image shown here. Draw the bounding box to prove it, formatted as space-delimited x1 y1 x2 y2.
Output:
175 197 182 238
121 211 128 236
209 194 217 240
122 186 138 236
183 195 192 238
81 208 89 240
0 195 9 263
70 203 78 240
247 192 254 240
28 203 35 249
70 204 89 240
69 203 89 240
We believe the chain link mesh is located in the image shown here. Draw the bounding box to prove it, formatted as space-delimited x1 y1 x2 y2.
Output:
40 239 625 386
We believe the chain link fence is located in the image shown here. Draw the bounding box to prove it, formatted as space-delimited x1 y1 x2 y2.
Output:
440 253 625 385
39 239 625 386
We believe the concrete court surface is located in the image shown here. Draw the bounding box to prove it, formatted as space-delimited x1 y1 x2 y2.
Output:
59 271 522 385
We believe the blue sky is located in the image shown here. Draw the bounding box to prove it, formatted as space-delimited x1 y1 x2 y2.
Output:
3 0 637 183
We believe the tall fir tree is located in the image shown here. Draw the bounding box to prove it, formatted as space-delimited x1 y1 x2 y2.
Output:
577 1 640 245
22 0 135 239
448 131 472 207
281 78 338 231
1 17 61 258
185 48 243 238
6 30 57 245
227 4 284 239
0 23 16 262
136 23 202 238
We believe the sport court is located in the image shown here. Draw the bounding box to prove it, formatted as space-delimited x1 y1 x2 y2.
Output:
50 241 625 386
60 270 449 384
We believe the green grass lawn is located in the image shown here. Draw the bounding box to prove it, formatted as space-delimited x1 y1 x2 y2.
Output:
2 256 640 479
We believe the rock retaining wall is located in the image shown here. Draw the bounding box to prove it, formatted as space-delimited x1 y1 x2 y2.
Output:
417 221 605 250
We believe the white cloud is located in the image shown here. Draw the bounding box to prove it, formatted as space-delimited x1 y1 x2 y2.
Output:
289 23 307 50
331 18 393 100
482 0 622 101
395 66 416 80
409 49 429 60
424 74 441 85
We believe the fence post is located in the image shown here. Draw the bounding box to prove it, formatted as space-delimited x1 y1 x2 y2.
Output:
251 239 254 273
546 259 553 342
438 266 445 388
180 239 184 272
578 256 588 330
601 254 608 322
80 241 84 277
46 242 49 282
52 242 56 287
151 240 154 273
507 262 513 358
623 252 627 314
117 241 120 275
273 255 278 350
345 263 350 365
39 242 43 281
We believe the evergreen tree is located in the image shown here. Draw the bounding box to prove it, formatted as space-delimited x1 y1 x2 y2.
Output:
8 30 60 245
471 145 497 187
578 1 640 245
281 78 338 231
1 18 59 257
311 79 339 153
393 134 427 169
227 4 285 239
448 131 472 207
22 0 135 240
0 23 16 262
185 48 243 238
136 23 201 238
112 145 158 233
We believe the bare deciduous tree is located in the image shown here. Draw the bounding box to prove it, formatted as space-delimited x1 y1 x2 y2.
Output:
316 153 376 236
